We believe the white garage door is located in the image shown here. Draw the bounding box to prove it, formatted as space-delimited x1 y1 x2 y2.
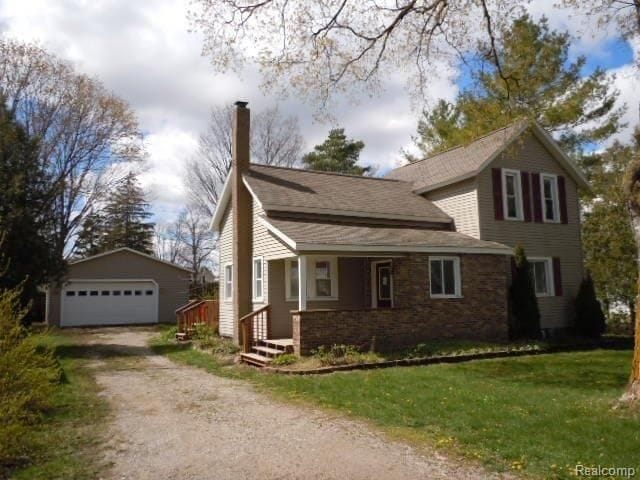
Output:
61 280 158 327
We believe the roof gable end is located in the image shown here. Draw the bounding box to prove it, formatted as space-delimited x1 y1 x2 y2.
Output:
69 247 194 273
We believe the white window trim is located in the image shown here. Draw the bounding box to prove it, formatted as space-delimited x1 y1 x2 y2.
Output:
429 256 462 298
540 173 561 223
309 256 339 301
529 257 555 297
223 263 233 302
501 168 524 221
285 258 299 302
252 256 264 301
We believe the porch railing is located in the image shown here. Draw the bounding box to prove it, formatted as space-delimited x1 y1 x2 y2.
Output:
239 305 271 353
176 299 219 334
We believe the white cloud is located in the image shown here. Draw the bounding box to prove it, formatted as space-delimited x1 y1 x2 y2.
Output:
0 0 637 224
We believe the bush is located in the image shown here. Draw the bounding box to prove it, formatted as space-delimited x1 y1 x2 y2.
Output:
192 323 217 348
312 344 379 366
271 354 299 366
210 337 240 355
575 273 606 338
0 288 61 473
509 245 541 340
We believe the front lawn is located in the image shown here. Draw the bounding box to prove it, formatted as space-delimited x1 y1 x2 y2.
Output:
152 331 639 479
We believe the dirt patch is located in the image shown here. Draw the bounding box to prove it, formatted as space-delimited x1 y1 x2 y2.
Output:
71 327 512 480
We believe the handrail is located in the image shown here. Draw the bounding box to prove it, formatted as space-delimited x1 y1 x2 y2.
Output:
239 305 271 353
177 299 219 334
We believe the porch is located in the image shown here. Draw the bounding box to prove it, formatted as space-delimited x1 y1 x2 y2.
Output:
239 253 510 365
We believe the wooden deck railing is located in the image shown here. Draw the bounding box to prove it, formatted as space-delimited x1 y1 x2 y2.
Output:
176 299 219 334
239 305 271 353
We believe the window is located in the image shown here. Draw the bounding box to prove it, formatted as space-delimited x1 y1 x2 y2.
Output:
78 291 87 297
134 290 142 296
502 169 523 220
253 257 264 300
529 258 554 296
124 290 132 296
541 174 560 222
315 261 333 297
90 290 99 296
101 291 110 296
224 264 233 301
66 291 76 297
429 257 461 298
145 290 154 296
113 290 121 296
285 259 299 301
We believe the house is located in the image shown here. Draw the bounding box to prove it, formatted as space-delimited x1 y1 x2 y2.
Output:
46 247 192 327
212 102 520 364
387 122 588 332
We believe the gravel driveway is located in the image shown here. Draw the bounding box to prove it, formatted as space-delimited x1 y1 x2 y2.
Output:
77 327 510 480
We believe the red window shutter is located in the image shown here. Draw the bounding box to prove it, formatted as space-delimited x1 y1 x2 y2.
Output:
492 168 504 220
531 172 543 223
553 257 563 296
558 176 568 224
521 171 532 222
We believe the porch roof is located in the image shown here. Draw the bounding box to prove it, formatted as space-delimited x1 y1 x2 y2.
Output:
260 217 512 255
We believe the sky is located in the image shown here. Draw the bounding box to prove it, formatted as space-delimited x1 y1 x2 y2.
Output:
0 0 638 224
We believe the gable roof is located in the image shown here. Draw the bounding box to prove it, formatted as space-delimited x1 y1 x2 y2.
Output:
69 247 194 273
260 216 512 254
386 121 589 193
211 164 452 232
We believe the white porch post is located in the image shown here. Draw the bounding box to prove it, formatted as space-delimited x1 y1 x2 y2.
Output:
298 255 308 311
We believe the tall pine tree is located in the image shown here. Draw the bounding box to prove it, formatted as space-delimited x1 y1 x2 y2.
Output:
302 128 368 175
0 99 64 312
103 172 154 254
414 15 622 157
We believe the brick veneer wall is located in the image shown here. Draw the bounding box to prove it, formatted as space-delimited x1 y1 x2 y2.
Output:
292 253 509 355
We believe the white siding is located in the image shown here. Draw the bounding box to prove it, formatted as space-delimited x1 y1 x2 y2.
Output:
426 178 480 238
218 205 234 337
251 202 295 312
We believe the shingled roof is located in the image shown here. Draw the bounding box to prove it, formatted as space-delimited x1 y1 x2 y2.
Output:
387 121 589 193
260 216 511 254
243 164 452 225
387 123 525 192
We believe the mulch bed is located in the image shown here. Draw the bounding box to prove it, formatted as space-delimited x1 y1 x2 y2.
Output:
263 337 633 375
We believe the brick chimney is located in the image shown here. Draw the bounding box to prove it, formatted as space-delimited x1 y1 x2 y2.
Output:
232 101 252 342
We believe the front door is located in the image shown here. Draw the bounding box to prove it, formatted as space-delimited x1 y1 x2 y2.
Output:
375 262 392 308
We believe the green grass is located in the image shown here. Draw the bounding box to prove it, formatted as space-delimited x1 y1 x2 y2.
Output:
10 331 110 480
151 329 639 479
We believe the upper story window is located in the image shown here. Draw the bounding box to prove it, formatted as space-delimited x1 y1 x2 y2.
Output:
501 169 523 220
224 263 233 301
429 256 461 298
252 257 264 301
541 174 560 223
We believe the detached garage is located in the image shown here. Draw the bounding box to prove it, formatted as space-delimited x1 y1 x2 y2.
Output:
46 248 192 327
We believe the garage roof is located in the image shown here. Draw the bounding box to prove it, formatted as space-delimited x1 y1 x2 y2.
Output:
69 247 194 273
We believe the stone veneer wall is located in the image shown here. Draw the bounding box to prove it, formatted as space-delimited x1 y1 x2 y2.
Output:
292 253 509 355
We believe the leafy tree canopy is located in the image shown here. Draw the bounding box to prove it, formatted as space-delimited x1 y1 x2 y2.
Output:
302 128 368 175
581 141 637 317
414 15 623 158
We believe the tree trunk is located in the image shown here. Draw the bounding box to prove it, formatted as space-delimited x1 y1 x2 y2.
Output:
620 208 640 405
